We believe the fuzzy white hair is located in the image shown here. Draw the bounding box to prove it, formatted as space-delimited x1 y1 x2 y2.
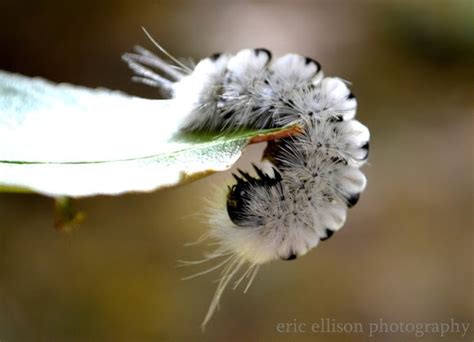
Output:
123 42 370 329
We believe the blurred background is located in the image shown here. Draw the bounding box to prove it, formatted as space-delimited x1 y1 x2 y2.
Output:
0 0 473 341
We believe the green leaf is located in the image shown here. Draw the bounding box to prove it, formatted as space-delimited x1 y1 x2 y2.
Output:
0 71 297 197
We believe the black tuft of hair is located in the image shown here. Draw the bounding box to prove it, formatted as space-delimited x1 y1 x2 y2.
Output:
254 48 272 62
226 165 282 227
210 52 222 61
320 228 334 241
304 57 321 73
346 193 360 208
282 253 297 261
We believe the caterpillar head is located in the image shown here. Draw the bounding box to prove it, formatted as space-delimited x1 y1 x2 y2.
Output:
207 164 348 266
223 165 315 263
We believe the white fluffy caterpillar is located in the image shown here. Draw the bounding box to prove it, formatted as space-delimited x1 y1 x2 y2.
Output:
123 33 370 329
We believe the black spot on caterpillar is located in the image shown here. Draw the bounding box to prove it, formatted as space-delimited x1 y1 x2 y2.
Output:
320 228 335 241
254 48 272 61
346 193 361 208
283 253 298 261
210 52 223 61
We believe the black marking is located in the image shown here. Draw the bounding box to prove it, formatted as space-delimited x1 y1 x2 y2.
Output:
222 109 235 120
322 191 334 202
282 253 297 261
304 57 321 72
361 141 370 160
329 115 344 122
346 193 360 208
320 228 334 241
227 166 282 227
347 92 356 99
330 156 348 165
210 52 222 61
237 169 253 182
361 141 369 152
272 167 283 181
254 48 272 62
280 98 295 108
252 163 266 179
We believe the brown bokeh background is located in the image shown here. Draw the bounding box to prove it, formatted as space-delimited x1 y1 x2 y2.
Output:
0 1 472 341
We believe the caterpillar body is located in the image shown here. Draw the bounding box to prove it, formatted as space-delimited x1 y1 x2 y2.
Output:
123 38 370 328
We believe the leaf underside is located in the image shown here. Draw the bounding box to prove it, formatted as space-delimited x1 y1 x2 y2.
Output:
0 71 297 197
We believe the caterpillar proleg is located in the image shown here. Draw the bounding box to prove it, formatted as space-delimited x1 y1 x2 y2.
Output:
123 32 370 329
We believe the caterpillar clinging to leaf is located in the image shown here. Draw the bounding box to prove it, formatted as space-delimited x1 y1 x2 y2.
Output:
123 29 370 329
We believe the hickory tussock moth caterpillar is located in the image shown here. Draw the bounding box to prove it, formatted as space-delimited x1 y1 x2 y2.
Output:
123 29 370 329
